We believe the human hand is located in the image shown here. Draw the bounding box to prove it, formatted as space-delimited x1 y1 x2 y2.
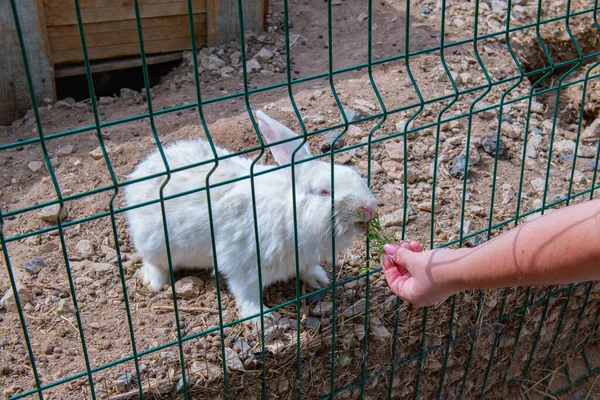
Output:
381 241 463 307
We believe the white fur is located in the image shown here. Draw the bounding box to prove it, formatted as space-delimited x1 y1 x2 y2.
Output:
124 111 377 326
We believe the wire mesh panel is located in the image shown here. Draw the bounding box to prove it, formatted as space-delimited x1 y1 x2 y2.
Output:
1 0 600 399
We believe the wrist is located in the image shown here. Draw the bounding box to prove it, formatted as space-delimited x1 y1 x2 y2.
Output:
435 247 472 294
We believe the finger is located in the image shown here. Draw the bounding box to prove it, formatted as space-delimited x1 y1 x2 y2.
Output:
385 246 417 269
388 274 413 300
409 241 422 252
382 254 408 274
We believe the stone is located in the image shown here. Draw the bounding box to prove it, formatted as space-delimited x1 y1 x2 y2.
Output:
400 166 420 184
347 125 364 139
219 66 234 78
573 170 587 185
343 299 366 317
577 145 596 158
354 99 377 111
582 118 600 140
502 184 515 205
92 262 113 273
305 317 321 330
174 276 205 299
353 324 366 341
529 134 547 151
369 317 391 339
28 161 43 172
500 123 520 139
246 59 261 73
229 51 241 65
554 140 576 154
57 298 74 315
343 109 360 122
55 99 75 109
385 142 404 162
380 213 403 228
22 257 45 274
448 155 469 180
336 152 353 164
255 47 274 63
312 89 324 99
266 339 286 355
115 373 133 392
120 88 138 99
39 204 67 223
453 17 466 28
56 145 75 156
311 301 333 317
1 282 32 313
481 134 508 159
89 147 106 160
75 240 94 258
357 12 368 22
531 178 546 194
530 126 543 136
201 54 225 70
526 144 538 159
101 245 117 261
475 102 497 120
225 347 244 370
320 131 345 153
75 276 94 286
396 120 415 138
233 340 252 354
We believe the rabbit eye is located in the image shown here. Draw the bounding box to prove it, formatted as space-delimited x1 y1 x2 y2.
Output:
319 189 331 197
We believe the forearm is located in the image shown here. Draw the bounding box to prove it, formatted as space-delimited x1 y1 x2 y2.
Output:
444 199 600 291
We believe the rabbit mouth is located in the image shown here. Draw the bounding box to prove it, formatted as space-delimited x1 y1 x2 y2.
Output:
356 222 367 233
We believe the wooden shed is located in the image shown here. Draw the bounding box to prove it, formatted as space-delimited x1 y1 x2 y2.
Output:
0 0 268 125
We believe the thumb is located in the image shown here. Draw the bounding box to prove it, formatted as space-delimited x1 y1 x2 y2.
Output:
384 244 418 271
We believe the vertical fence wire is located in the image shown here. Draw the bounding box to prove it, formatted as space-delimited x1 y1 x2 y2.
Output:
420 0 459 397
326 0 348 397
504 0 556 386
520 0 584 383
182 0 234 397
130 0 194 397
71 0 145 398
233 0 270 395
387 0 425 396
8 1 98 398
359 1 388 397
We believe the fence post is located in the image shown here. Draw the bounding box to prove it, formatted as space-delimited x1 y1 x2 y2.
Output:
0 0 54 125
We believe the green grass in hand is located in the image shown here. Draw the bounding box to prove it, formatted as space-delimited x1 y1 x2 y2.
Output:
361 213 394 274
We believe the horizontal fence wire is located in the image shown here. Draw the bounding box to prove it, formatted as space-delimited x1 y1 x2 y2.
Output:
2 0 600 399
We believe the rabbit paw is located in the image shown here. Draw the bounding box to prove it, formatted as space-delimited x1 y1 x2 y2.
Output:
139 262 169 291
301 265 330 289
240 302 280 330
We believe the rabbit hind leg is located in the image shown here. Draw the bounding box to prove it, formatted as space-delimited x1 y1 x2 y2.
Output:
139 261 170 291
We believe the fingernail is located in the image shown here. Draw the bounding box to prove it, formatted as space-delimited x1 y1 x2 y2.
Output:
383 244 396 256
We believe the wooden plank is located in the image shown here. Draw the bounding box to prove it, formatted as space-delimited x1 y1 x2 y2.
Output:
48 15 206 51
55 52 184 78
0 0 55 125
44 0 207 26
52 36 207 64
207 0 265 46
47 13 204 37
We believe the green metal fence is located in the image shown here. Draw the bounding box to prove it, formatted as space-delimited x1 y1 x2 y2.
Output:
2 0 600 398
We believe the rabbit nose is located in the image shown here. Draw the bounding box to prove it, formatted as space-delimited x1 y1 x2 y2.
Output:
360 205 375 221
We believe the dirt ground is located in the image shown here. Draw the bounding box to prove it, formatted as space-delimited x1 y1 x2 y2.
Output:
1 0 600 399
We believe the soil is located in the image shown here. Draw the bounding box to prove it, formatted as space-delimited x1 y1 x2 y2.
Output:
1 0 600 399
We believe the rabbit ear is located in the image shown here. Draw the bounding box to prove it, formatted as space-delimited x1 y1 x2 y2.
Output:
257 110 312 166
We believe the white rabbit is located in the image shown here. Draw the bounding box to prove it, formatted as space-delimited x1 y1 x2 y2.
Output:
124 111 377 326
